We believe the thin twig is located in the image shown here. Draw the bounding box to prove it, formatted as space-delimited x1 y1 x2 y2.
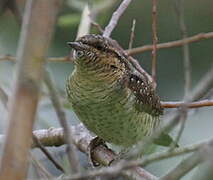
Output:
128 19 136 50
33 124 157 180
103 0 133 37
30 153 54 179
23 127 210 160
1 32 213 63
189 64 213 101
91 20 104 33
131 167 158 180
0 54 16 61
169 0 192 151
33 135 65 173
161 67 213 179
162 66 213 108
44 70 81 174
0 125 212 179
126 31 213 55
151 0 158 84
161 99 213 108
127 65 213 159
60 138 212 180
161 139 213 180
0 125 212 180
169 107 187 151
0 87 8 109
0 55 71 62
0 86 64 173
160 152 202 180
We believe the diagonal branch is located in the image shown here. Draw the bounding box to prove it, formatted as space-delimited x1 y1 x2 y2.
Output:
160 152 203 180
160 140 213 180
0 81 66 174
44 70 81 173
32 135 65 173
103 0 133 37
0 87 8 109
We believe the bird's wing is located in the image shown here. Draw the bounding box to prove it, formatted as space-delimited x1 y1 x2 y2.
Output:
125 71 163 116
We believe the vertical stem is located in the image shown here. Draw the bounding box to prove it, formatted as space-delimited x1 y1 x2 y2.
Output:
0 0 62 179
174 0 191 96
170 0 191 150
76 4 91 39
151 0 158 84
180 8 191 97
128 19 136 50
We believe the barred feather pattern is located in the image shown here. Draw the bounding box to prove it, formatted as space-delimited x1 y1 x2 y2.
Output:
66 34 163 147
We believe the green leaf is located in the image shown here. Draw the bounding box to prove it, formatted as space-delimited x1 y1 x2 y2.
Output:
154 133 179 147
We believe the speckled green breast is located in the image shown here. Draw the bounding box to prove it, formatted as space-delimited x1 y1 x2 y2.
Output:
66 70 159 147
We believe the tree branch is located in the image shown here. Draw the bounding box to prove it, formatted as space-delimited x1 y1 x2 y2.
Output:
0 77 66 175
103 0 133 37
0 54 72 62
126 31 213 55
32 135 65 173
0 0 62 179
32 124 158 180
1 125 212 180
44 71 81 173
160 140 213 180
161 99 213 108
160 152 202 180
1 32 213 63
126 65 213 159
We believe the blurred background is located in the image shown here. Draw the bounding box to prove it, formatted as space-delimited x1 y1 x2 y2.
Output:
0 0 213 179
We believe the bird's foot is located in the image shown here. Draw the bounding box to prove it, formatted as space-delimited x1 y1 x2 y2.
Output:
88 136 116 167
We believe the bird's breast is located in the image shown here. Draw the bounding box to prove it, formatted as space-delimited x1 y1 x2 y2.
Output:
66 71 159 147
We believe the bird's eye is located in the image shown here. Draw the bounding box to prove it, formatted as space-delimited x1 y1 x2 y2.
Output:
75 50 84 58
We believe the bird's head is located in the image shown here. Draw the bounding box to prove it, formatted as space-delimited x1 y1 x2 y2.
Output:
68 34 128 77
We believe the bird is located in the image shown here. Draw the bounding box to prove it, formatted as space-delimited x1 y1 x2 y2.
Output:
66 34 172 148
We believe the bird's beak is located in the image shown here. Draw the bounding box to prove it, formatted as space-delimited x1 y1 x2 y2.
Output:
67 42 84 51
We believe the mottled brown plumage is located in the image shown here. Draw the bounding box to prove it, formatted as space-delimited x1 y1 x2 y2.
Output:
66 34 163 147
